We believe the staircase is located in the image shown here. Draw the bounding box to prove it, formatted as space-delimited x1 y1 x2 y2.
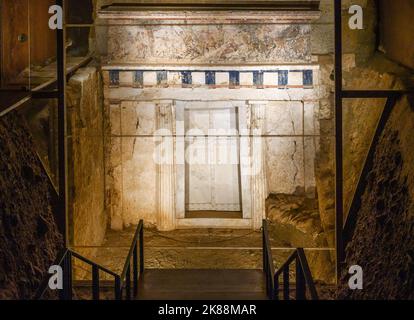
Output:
137 269 266 300
36 220 318 301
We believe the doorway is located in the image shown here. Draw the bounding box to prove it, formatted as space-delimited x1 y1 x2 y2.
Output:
184 104 242 219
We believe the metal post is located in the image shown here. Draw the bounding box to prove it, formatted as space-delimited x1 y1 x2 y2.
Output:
56 0 68 246
139 226 144 274
295 256 305 300
283 266 290 300
126 266 131 300
115 276 122 300
66 251 73 300
133 245 138 297
92 265 100 300
334 0 344 281
273 275 279 300
59 256 65 301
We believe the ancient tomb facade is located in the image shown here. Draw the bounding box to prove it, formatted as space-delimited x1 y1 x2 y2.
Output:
99 5 322 231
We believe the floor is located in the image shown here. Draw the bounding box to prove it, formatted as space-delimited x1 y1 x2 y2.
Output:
73 226 332 281
71 220 336 300
71 195 336 286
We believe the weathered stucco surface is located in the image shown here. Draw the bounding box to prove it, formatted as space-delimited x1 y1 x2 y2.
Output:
107 24 312 65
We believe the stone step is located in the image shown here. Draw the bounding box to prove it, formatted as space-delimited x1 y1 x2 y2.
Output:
137 269 267 300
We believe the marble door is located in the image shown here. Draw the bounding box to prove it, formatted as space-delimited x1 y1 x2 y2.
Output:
184 105 241 213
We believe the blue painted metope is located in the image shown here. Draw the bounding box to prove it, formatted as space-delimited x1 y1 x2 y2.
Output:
229 71 240 86
134 71 144 87
157 71 168 85
253 71 264 86
278 70 288 86
181 71 192 85
110 70 120 86
205 71 216 85
303 70 313 86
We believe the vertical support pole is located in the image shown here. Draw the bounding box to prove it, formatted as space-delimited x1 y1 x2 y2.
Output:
262 228 266 274
59 256 65 301
92 265 100 300
283 266 290 300
295 255 305 300
115 276 122 300
334 0 344 280
126 266 131 300
133 245 138 297
139 225 144 275
66 251 73 300
273 275 279 300
56 0 68 246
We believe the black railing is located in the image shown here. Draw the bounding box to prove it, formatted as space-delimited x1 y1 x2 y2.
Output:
34 248 120 300
117 219 144 300
273 248 318 300
262 219 275 299
262 219 318 300
35 220 144 300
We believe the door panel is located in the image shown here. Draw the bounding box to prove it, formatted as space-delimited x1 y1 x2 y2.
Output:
185 106 241 212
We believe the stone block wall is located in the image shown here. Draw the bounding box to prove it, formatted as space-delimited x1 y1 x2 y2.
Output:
67 67 107 247
102 66 322 230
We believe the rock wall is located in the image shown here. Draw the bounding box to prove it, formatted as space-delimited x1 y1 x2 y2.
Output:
343 65 406 219
339 93 414 299
67 67 107 247
0 112 63 299
334 1 414 296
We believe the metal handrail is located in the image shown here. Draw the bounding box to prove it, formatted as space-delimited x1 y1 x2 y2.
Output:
35 220 145 300
34 248 120 300
262 219 275 299
262 219 318 300
117 220 144 300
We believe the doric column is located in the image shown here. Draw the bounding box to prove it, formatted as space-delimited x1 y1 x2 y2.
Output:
250 102 267 230
156 101 176 231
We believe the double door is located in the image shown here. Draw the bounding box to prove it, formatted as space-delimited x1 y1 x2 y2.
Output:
184 105 241 213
